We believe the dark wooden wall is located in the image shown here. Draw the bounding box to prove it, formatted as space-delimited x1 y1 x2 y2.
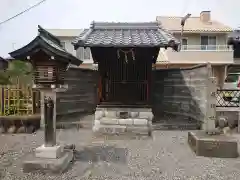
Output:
0 58 8 70
56 67 98 122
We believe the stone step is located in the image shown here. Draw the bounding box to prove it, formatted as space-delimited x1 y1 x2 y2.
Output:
93 124 152 138
153 123 200 130
99 117 149 126
56 122 199 131
92 132 152 140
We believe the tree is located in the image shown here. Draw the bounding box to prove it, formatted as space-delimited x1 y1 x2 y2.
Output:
0 60 33 85
0 70 11 85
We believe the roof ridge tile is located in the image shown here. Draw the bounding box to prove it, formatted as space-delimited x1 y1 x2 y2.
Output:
73 21 179 49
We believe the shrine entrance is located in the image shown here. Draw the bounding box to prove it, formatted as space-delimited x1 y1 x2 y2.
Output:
99 48 151 106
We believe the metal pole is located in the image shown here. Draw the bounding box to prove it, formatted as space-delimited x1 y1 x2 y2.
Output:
44 96 55 147
180 13 191 46
181 25 184 42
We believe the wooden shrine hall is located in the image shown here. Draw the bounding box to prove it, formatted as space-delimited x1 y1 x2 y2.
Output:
73 21 179 135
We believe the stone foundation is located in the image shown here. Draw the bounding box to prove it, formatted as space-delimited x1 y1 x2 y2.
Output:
188 131 238 158
93 107 153 136
23 150 73 173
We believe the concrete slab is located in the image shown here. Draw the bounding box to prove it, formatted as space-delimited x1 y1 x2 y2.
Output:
35 145 63 159
22 150 73 174
188 131 238 158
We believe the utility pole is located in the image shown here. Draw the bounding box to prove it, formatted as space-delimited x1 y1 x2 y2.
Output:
181 13 191 43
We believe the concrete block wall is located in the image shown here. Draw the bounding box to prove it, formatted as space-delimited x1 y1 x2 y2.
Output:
152 64 210 126
37 64 216 130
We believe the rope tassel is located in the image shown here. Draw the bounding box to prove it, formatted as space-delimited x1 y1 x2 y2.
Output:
117 48 136 63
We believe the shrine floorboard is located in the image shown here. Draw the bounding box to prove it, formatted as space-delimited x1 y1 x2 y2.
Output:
1 129 240 180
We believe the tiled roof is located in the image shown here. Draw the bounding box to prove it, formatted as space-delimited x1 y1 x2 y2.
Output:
9 26 82 66
0 56 9 62
72 22 180 48
5 56 14 61
156 16 233 33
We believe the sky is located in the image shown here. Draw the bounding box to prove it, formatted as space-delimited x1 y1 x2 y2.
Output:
0 0 239 57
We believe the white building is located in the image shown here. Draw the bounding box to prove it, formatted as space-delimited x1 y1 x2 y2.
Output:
47 11 234 87
46 28 93 67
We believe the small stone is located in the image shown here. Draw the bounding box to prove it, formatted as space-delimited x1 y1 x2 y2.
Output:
7 126 16 134
130 112 139 118
218 117 227 128
16 126 26 133
228 118 238 129
223 127 231 134
26 125 35 134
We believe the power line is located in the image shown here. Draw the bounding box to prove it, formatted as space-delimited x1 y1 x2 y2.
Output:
181 0 191 16
0 0 47 26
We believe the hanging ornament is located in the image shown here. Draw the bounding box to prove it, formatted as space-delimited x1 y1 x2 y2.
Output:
117 48 136 63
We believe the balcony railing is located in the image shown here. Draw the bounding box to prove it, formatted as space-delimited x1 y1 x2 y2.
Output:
157 44 234 64
216 89 240 107
181 45 233 51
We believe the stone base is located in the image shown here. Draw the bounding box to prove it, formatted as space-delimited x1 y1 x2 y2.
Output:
23 150 73 174
93 107 153 137
188 131 238 158
35 145 63 159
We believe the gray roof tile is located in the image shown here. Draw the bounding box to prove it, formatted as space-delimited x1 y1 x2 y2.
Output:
73 22 179 48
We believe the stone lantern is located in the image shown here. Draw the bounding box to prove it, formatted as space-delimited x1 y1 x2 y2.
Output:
9 25 82 173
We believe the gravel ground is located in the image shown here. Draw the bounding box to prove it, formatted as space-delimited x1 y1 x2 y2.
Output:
1 129 240 180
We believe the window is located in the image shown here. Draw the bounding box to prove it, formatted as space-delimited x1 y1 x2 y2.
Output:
200 36 216 50
181 38 188 50
84 47 91 59
76 47 92 60
225 74 239 83
208 36 217 50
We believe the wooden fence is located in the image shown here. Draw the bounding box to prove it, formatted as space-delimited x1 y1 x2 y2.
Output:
0 84 40 116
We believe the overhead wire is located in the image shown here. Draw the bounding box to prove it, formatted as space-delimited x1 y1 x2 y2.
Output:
181 0 191 16
0 0 47 26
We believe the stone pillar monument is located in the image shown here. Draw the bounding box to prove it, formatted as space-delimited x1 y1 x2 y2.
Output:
202 63 217 133
188 63 238 158
23 87 74 173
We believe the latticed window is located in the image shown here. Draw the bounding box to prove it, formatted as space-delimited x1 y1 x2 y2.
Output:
35 66 56 83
